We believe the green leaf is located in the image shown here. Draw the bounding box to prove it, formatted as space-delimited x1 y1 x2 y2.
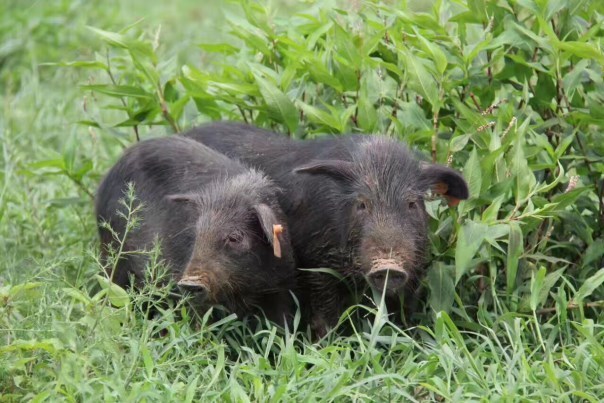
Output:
87 26 132 48
427 263 455 313
530 266 547 311
402 50 440 111
535 162 564 194
95 275 130 308
28 159 66 172
333 23 361 68
575 268 604 303
302 57 344 92
455 221 488 283
62 287 93 305
511 134 536 202
7 282 44 301
199 42 240 55
583 239 604 268
357 96 377 132
463 148 482 198
141 345 154 378
506 222 523 294
80 84 153 99
298 102 344 132
481 194 505 223
252 72 299 133
449 133 472 153
46 60 108 70
415 30 447 76
554 41 604 64
532 268 565 310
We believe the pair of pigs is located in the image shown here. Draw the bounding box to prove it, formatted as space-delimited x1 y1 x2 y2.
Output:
96 122 469 337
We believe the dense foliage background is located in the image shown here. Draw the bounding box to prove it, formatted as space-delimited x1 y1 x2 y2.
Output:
1 0 603 400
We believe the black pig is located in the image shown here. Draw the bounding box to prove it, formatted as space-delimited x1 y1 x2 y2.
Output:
95 136 296 324
185 122 469 336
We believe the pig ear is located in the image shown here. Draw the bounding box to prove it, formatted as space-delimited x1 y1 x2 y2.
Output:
293 160 355 184
420 165 469 207
253 204 285 258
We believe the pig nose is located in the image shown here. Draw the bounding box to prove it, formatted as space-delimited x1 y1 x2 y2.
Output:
369 269 408 293
177 281 209 297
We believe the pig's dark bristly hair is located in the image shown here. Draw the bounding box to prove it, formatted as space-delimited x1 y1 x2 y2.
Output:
352 137 425 195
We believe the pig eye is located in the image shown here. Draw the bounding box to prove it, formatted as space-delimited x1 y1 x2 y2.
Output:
357 200 367 211
408 201 417 209
225 231 244 245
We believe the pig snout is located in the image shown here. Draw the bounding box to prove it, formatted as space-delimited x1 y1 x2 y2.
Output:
177 275 211 301
367 258 409 294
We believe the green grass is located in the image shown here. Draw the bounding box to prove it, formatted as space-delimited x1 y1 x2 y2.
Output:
1 0 604 401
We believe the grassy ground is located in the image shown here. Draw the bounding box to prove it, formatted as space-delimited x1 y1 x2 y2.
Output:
1 0 603 401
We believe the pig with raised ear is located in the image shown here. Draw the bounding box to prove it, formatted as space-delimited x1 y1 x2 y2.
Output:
184 122 469 337
292 137 468 334
95 136 296 325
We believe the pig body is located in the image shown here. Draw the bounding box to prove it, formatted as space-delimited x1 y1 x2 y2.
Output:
185 122 469 336
95 136 296 324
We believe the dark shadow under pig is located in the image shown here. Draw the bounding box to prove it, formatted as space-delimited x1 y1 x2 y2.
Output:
185 122 469 337
95 136 296 325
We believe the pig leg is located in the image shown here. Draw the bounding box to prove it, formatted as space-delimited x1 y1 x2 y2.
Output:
258 290 296 328
309 273 351 339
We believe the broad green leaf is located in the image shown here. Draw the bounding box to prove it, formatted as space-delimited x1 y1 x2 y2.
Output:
95 275 130 308
427 263 455 313
555 41 604 64
534 268 565 310
575 268 604 303
415 30 447 76
87 26 132 48
511 135 536 202
530 266 547 311
402 50 440 111
583 239 604 268
298 102 344 132
449 133 472 153
455 221 488 283
253 73 299 133
482 194 505 223
333 23 361 69
464 148 482 198
6 282 44 301
302 58 344 92
554 134 576 159
357 96 377 132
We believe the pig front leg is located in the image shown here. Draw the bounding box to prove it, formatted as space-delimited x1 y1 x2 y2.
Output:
308 273 350 340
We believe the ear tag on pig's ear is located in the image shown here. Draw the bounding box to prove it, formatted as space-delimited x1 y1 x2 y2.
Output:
432 182 461 207
272 224 283 258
